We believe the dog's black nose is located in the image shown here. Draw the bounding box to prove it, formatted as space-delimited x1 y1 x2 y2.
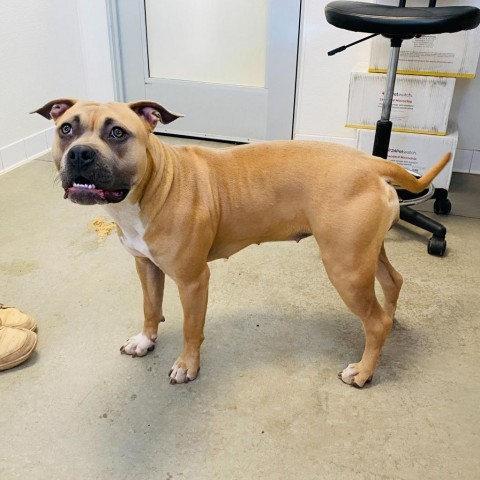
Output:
67 145 96 171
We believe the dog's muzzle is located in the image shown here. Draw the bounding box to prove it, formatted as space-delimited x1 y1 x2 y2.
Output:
62 145 130 205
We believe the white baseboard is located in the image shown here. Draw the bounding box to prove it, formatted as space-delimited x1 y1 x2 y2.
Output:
0 127 54 175
471 151 480 175
294 133 479 175
453 149 473 173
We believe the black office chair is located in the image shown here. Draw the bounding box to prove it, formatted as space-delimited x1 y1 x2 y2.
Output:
325 1 480 256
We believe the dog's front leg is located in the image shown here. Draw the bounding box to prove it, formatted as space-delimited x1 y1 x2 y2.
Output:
169 265 210 384
120 257 165 357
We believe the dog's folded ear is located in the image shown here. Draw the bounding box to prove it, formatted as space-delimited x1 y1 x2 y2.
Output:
31 99 77 121
129 101 183 131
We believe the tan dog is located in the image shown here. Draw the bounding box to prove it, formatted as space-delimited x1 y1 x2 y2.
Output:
34 99 450 388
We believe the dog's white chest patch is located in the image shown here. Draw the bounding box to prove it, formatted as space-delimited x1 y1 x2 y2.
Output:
104 202 153 261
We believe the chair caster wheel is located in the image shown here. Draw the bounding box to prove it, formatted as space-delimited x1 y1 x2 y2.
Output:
428 236 446 256
434 198 451 215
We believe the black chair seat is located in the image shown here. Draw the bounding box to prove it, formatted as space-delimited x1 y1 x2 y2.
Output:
325 1 480 37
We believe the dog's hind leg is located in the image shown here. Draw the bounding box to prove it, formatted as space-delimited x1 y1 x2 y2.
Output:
376 243 403 320
315 228 393 388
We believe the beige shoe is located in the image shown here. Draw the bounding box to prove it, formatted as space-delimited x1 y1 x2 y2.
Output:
0 305 37 331
0 326 38 371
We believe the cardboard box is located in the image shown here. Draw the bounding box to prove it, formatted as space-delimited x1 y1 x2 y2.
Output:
369 0 480 78
346 68 455 135
356 128 458 190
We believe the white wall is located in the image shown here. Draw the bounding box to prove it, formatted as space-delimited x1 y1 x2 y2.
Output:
0 0 114 173
294 0 480 173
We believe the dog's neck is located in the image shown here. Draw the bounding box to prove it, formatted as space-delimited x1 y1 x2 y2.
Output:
128 134 176 213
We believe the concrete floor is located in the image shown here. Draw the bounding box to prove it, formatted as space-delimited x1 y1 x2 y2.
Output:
1 139 479 479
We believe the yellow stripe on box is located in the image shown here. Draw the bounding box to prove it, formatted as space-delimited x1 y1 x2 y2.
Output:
345 124 447 136
368 68 475 79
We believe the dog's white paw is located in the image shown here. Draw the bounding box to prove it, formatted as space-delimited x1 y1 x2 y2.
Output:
168 358 199 384
120 333 156 357
338 363 373 388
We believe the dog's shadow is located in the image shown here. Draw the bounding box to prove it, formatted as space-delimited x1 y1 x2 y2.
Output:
197 306 425 385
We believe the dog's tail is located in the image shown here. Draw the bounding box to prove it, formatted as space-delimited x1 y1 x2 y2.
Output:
375 152 451 193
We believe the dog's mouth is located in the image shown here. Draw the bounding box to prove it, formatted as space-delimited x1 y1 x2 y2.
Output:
64 176 129 205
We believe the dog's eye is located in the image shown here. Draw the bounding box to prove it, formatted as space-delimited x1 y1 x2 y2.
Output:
60 123 72 135
110 127 125 139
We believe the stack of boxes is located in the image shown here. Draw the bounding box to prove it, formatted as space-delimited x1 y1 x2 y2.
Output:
345 0 480 191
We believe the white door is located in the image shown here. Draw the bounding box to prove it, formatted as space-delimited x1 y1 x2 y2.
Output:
108 0 301 142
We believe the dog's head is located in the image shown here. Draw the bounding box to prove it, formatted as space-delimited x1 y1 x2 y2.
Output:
33 99 182 205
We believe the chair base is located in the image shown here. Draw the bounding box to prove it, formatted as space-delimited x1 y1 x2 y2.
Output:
432 188 452 215
400 206 447 256
398 188 451 215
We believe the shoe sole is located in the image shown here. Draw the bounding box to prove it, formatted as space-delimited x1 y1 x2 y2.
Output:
0 333 38 371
